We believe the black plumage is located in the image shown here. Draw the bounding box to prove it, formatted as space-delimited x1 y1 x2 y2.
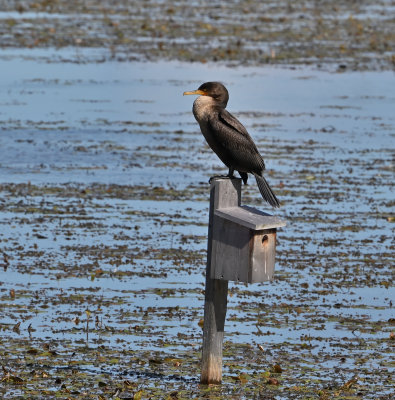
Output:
183 81 280 208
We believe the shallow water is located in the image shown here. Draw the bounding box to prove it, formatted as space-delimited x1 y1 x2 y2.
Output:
0 50 394 399
1 0 394 69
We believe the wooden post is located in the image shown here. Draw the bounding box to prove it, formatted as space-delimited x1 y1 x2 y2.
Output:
201 177 241 384
200 177 286 384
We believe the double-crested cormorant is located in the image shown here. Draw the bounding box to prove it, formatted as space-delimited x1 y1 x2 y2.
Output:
183 81 280 208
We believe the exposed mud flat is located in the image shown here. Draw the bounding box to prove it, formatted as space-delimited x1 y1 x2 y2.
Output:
0 0 395 70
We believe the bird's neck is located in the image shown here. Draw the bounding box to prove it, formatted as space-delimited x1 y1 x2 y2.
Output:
193 96 218 122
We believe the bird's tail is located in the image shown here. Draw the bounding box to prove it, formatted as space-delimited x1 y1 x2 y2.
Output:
253 173 280 208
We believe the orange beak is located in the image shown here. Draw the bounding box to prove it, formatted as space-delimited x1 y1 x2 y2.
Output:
183 89 207 96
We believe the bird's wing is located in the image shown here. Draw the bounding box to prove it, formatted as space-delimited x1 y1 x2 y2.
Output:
218 109 251 137
208 108 265 170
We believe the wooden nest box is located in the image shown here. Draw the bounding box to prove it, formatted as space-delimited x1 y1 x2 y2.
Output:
208 178 286 284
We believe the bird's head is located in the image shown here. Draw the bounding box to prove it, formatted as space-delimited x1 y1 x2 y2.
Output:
183 82 229 107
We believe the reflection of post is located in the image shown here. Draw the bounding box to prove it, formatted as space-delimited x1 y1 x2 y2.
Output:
201 178 241 384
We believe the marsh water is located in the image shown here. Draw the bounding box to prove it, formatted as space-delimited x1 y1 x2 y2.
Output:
0 47 394 399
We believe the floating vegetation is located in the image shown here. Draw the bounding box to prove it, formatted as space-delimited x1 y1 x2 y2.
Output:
0 10 394 398
0 0 394 69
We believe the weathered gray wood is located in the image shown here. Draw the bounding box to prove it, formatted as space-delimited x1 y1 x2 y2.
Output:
215 205 286 230
200 177 241 384
249 228 276 283
201 177 286 381
211 221 277 283
211 218 250 282
211 199 285 283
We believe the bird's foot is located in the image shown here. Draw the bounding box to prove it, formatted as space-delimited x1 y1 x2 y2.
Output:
209 174 234 183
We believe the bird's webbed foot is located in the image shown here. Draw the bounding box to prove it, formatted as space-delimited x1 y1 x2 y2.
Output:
208 168 242 183
208 174 231 183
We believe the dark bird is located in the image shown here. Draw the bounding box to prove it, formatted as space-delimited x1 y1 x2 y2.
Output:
183 81 280 208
